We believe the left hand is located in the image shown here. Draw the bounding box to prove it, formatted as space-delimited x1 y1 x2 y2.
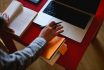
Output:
1 13 14 33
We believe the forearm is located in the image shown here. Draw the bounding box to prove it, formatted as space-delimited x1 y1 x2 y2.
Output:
0 37 46 70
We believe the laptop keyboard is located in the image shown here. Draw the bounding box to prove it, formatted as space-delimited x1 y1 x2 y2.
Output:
43 1 91 29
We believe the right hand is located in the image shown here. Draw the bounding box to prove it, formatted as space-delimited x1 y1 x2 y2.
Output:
39 21 64 42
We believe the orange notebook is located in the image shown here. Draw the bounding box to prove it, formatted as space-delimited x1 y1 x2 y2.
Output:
41 36 65 60
59 43 67 55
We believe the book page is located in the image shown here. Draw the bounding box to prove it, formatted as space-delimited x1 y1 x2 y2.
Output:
3 0 23 23
9 7 37 36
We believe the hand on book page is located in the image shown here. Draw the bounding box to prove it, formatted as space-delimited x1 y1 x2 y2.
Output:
2 13 10 27
41 36 65 59
3 0 23 23
3 1 37 36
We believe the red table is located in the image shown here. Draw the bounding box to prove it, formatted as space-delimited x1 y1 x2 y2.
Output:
18 0 104 70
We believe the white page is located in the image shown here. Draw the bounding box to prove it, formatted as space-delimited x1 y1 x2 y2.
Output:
9 7 37 36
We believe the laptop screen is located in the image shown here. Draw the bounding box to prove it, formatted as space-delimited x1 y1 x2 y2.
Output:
55 0 100 14
43 1 91 29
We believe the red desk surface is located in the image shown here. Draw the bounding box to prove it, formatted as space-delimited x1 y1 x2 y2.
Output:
18 0 104 70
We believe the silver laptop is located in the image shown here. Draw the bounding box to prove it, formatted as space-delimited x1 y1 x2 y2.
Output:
33 0 100 43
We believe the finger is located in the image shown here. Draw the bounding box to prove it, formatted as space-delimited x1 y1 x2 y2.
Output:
52 23 61 29
6 15 9 22
2 13 10 26
2 13 6 16
48 21 56 27
2 13 7 18
55 29 64 35
57 24 61 26
43 25 52 31
56 26 63 31
2 13 9 21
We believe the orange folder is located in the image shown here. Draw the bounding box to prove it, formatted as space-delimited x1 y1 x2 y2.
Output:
41 36 66 59
59 43 67 55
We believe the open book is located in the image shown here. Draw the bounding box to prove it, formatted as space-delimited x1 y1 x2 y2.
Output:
3 1 37 36
41 36 68 65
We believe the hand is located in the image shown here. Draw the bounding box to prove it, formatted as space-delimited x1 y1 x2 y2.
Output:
2 13 10 26
1 13 14 33
39 21 64 42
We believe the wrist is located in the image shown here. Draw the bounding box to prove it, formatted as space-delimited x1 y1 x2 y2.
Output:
38 36 47 43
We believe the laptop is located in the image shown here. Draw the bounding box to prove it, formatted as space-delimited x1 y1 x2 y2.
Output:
33 0 100 43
